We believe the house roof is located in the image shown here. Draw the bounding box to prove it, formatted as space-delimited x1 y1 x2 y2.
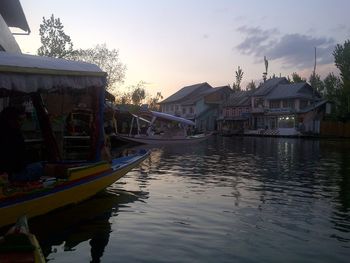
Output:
223 90 254 107
159 82 212 104
180 85 231 105
266 82 317 100
0 0 30 33
298 99 328 113
253 77 289 96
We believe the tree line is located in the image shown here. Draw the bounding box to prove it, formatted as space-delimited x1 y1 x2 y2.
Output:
37 14 163 110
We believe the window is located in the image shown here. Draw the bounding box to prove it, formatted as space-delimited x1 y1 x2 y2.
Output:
254 98 264 107
182 107 186 114
190 107 194 114
282 99 295 109
175 105 179 110
300 100 309 109
269 100 280 108
170 105 174 111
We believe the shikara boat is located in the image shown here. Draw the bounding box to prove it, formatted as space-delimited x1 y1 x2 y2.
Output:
0 52 149 228
0 216 45 263
115 110 212 144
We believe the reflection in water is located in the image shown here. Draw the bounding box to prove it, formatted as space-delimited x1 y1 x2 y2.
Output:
7 136 350 262
29 188 149 262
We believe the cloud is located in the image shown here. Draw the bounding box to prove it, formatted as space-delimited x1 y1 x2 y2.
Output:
236 26 336 69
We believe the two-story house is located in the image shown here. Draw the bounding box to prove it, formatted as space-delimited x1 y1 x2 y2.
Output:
250 77 289 129
159 83 232 132
250 77 329 135
217 90 254 135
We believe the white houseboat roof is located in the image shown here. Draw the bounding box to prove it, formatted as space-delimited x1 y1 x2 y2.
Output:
0 52 106 93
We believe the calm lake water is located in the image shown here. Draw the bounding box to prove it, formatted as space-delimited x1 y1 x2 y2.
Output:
28 136 350 262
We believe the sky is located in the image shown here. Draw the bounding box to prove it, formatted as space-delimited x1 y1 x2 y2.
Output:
14 0 350 99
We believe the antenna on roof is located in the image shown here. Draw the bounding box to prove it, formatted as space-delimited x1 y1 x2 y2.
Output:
263 56 268 82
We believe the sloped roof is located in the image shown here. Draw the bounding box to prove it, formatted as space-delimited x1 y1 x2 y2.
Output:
159 82 212 104
266 82 316 100
181 85 231 105
298 99 328 113
253 77 289 96
224 90 254 107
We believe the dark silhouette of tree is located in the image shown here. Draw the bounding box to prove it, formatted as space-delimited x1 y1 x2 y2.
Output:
71 44 126 91
290 72 306 83
37 14 74 58
246 80 256 91
333 40 350 119
232 66 244 91
147 92 163 110
309 73 324 94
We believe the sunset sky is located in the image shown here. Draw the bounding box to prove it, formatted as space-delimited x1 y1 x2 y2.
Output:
15 0 350 98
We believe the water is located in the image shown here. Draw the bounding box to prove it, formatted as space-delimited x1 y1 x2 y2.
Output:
27 136 350 262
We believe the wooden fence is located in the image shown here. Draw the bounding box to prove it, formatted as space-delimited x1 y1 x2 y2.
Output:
320 121 350 137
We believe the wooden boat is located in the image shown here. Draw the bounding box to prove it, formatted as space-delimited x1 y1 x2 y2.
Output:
115 110 212 144
0 52 149 228
0 216 45 263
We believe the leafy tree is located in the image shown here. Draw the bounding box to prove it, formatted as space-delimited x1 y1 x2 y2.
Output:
290 72 306 83
309 73 324 94
334 40 350 85
246 80 256 91
71 44 126 91
333 40 350 119
37 14 74 58
147 92 163 111
132 87 146 106
232 66 244 91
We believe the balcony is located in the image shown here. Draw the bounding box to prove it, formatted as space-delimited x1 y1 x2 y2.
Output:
251 107 265 113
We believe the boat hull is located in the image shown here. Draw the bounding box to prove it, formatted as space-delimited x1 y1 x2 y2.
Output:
116 133 212 145
0 152 149 228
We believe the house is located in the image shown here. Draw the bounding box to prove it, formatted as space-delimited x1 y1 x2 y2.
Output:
249 78 329 135
217 90 254 135
0 0 30 53
159 83 232 132
250 77 289 129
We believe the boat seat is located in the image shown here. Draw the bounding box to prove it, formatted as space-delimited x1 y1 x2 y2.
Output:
44 163 83 179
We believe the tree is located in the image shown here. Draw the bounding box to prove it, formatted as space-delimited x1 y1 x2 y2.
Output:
333 40 350 119
290 72 306 83
309 73 324 94
37 14 75 58
71 44 126 91
147 92 163 111
232 66 244 91
246 80 256 91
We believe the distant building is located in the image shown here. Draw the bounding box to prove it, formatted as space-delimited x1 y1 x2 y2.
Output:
250 77 289 129
249 78 330 135
159 83 232 132
217 90 254 135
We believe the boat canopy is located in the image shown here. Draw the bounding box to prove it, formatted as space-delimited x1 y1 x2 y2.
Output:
0 0 30 33
0 52 107 95
140 110 195 126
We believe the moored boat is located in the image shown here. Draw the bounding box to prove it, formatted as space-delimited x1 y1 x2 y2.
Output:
0 52 149 227
115 110 212 144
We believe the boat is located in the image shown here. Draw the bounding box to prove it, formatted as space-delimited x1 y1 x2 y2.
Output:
115 110 212 144
0 216 45 263
0 52 149 228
